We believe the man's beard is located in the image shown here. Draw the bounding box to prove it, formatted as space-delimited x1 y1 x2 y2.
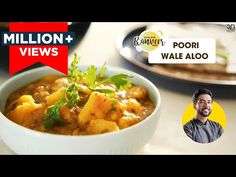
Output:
198 108 212 117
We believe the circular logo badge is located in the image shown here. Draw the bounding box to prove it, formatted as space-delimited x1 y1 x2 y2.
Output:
135 30 163 52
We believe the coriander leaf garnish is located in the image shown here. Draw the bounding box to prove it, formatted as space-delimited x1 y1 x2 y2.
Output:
44 98 66 129
44 54 81 129
65 83 79 108
83 65 97 87
94 73 133 90
108 74 133 90
68 53 82 83
97 63 107 78
44 53 133 129
82 63 133 91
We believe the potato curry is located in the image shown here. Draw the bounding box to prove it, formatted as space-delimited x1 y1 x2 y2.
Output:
4 55 155 135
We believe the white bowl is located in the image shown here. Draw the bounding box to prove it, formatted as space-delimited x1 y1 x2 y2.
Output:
0 66 161 154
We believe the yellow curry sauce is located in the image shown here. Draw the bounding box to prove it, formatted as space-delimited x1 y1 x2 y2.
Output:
4 64 155 136
4 74 155 135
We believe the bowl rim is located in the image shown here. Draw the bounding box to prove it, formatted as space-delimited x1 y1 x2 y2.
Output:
0 65 161 139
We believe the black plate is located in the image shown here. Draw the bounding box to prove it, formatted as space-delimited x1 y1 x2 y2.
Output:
117 24 236 86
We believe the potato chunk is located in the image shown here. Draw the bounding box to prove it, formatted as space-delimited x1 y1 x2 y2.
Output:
86 119 119 134
126 98 142 114
126 86 148 100
78 92 125 126
45 89 65 106
51 77 69 92
6 95 35 112
59 104 81 123
118 111 141 129
59 104 73 123
6 95 45 128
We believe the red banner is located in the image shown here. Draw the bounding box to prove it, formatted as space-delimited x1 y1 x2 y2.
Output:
9 22 69 75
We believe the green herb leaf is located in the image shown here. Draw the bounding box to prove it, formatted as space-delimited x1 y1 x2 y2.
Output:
109 74 133 90
68 53 82 83
83 65 97 87
95 74 133 90
65 84 79 108
44 98 66 129
44 53 81 129
97 63 107 78
44 53 133 129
